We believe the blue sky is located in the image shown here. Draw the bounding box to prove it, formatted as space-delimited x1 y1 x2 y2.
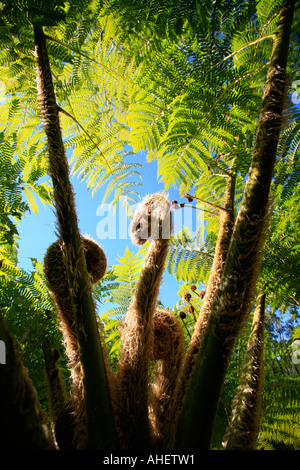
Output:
17 151 204 313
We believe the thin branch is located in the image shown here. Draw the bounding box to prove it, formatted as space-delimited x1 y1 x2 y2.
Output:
183 204 219 216
184 193 229 213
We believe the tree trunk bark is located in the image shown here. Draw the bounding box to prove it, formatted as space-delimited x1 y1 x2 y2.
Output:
174 0 295 450
223 292 265 450
0 313 53 449
169 171 236 447
33 24 118 449
115 193 171 449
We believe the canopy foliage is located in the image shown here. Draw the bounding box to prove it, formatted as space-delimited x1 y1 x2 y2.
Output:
0 0 299 450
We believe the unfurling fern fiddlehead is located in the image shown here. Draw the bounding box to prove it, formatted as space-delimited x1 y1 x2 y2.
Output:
43 236 107 449
115 192 172 450
34 23 118 449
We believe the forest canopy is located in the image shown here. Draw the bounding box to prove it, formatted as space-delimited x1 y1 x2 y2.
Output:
0 0 299 451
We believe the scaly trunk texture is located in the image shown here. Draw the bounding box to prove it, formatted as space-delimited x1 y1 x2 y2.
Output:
115 193 171 449
180 172 236 377
43 347 68 423
33 24 118 449
0 313 53 449
174 0 295 450
223 293 266 450
150 308 186 448
169 172 236 447
116 240 170 449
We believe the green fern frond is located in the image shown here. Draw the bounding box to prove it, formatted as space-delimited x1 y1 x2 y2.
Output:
0 260 53 313
168 226 214 284
261 238 300 313
273 113 300 203
99 245 145 357
258 377 300 449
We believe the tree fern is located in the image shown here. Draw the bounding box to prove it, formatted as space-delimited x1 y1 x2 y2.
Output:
0 2 145 212
0 259 53 315
258 376 300 449
0 131 28 254
99 245 145 359
168 226 214 284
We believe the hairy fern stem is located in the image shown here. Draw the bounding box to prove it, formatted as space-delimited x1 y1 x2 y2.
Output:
33 24 118 449
174 0 295 450
223 292 266 450
115 193 172 449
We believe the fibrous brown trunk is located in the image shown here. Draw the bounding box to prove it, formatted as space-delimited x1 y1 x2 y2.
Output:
223 292 265 450
33 24 118 449
116 193 172 449
0 313 53 449
174 0 295 450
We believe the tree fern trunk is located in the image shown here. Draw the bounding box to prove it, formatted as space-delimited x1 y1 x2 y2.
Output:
33 24 118 449
116 238 170 449
0 313 53 449
174 0 295 450
115 193 171 449
43 347 68 423
169 172 236 447
222 292 265 450
182 172 236 372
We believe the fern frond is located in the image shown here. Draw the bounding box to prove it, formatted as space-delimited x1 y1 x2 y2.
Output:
168 226 214 284
99 245 145 358
0 260 53 313
258 377 300 449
